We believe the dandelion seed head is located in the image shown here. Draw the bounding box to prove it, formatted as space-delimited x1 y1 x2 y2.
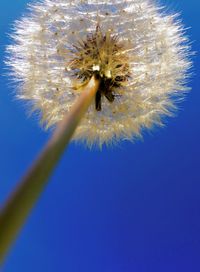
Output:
7 0 192 147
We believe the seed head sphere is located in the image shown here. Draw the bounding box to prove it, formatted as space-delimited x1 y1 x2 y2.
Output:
7 0 191 147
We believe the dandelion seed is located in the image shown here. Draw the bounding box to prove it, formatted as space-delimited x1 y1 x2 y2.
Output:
7 0 192 147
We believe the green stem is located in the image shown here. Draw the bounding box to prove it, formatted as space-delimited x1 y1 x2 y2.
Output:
0 75 100 264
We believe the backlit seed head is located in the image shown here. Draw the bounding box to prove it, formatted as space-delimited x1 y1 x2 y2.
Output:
7 0 192 147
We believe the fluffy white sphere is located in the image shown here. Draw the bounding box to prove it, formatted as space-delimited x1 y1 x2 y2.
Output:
7 0 191 147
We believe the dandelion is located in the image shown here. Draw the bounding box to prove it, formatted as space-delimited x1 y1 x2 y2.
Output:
7 0 191 147
0 0 192 262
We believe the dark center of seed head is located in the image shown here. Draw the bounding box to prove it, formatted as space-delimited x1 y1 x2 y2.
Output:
68 26 130 111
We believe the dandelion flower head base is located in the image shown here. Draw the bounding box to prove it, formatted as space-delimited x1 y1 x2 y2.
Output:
67 25 130 111
7 0 191 147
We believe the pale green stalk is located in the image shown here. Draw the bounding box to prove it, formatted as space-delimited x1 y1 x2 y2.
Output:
0 75 100 264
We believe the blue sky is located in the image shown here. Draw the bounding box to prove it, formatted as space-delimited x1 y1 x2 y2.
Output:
0 0 200 271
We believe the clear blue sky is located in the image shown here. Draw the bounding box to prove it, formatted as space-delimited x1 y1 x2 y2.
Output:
0 0 200 271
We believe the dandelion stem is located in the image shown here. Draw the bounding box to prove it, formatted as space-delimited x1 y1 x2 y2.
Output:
0 75 100 264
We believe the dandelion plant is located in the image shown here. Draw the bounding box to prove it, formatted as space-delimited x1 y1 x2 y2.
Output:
0 0 191 264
